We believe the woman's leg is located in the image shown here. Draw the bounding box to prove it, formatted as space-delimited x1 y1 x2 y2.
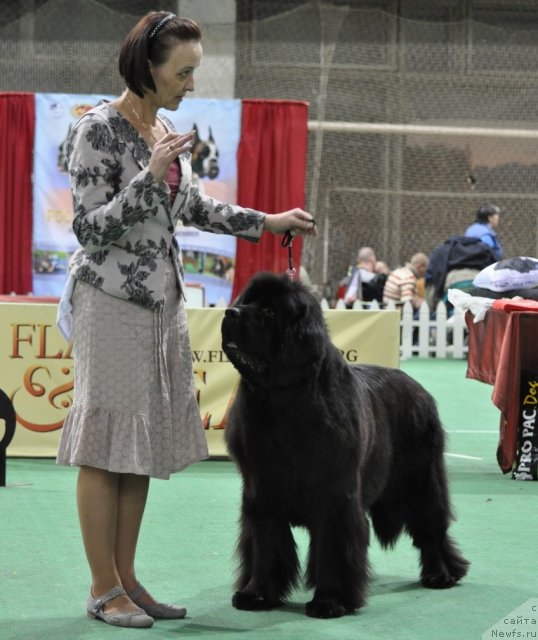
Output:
115 474 154 602
76 466 140 613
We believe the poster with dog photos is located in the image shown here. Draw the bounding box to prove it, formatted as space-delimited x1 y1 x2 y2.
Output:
32 94 241 305
32 93 115 297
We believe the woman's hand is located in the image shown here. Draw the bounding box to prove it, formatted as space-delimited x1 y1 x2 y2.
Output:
263 209 317 237
148 131 195 182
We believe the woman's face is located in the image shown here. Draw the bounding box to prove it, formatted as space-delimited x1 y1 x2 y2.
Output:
149 40 203 110
489 213 500 228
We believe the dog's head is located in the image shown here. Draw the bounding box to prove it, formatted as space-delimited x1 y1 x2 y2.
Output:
191 123 219 180
222 272 328 388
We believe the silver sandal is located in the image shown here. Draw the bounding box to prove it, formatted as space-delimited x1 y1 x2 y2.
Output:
129 582 187 619
87 585 154 628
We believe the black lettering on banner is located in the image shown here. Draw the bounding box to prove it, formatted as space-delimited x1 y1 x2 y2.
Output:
340 349 359 363
192 350 230 364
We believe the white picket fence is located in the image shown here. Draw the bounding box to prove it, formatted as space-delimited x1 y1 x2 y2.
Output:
321 298 468 360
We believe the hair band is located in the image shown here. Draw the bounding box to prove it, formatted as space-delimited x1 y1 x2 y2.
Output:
148 13 175 39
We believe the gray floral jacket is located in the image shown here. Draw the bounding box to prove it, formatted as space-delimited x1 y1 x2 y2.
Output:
66 102 265 309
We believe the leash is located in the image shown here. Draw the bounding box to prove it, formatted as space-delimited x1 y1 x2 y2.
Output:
281 218 316 281
281 231 297 280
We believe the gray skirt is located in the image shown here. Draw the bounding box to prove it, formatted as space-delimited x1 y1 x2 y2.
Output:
56 259 209 479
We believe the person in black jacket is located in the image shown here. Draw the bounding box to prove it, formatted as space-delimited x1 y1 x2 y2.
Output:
425 236 496 310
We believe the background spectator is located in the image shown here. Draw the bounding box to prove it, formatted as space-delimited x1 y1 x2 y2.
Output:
343 246 387 305
374 261 390 276
383 252 430 311
464 204 504 260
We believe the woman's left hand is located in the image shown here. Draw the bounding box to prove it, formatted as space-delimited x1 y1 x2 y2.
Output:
149 131 195 182
263 209 317 237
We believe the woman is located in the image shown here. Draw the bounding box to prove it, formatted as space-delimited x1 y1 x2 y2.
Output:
464 204 504 261
56 11 316 628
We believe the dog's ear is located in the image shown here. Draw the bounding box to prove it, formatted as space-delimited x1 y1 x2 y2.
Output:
284 293 327 363
298 306 327 347
230 289 245 307
192 123 200 142
208 126 215 143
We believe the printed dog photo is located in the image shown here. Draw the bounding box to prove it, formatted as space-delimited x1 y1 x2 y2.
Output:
222 272 469 619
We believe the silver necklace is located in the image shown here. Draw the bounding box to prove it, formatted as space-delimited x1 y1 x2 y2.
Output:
126 93 159 145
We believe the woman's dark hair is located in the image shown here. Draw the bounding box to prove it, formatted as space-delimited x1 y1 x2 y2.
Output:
119 12 202 97
475 204 500 223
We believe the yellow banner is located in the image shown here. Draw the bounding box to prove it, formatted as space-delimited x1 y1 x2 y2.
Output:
0 303 399 458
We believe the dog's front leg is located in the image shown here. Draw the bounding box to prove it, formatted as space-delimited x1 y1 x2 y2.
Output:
232 492 299 610
305 495 370 618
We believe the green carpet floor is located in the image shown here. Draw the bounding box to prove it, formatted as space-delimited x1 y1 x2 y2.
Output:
1 359 536 640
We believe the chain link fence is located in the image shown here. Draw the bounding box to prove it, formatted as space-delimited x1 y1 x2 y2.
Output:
2 0 538 300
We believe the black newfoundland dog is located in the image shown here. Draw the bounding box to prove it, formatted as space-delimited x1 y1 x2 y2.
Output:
222 272 469 619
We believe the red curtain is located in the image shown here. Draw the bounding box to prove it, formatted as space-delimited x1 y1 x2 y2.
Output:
0 93 34 294
231 99 309 300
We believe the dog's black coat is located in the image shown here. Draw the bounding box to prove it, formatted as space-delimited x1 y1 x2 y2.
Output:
222 273 469 618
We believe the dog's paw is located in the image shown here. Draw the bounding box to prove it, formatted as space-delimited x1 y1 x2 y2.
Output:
305 598 349 619
232 590 282 611
421 569 457 589
445 553 470 582
420 538 470 589
421 554 469 589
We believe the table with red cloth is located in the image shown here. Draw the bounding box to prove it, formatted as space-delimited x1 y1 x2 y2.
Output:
465 298 538 473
